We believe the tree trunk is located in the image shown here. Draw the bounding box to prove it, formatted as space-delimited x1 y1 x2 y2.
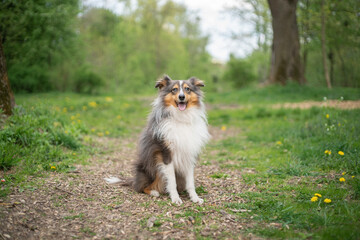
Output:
321 0 332 89
0 36 15 116
267 0 306 85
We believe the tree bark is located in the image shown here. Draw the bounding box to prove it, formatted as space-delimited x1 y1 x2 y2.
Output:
267 0 306 85
321 0 332 89
0 36 15 116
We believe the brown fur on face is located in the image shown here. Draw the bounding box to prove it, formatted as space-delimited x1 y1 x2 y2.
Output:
163 82 201 110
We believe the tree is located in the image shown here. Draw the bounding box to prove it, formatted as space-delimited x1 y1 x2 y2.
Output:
0 36 15 116
320 0 331 89
267 0 306 85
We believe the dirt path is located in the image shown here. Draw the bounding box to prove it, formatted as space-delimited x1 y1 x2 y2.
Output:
0 127 260 240
208 99 360 110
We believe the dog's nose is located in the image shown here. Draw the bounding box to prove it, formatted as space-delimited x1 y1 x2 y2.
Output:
179 94 185 101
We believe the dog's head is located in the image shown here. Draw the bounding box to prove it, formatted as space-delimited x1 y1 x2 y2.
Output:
155 75 205 111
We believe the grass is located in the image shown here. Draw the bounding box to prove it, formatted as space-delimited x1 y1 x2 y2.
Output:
1 84 360 239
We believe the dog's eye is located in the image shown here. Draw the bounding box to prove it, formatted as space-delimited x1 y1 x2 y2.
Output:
185 87 190 92
171 88 178 93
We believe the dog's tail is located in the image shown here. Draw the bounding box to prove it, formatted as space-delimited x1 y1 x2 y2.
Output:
104 176 133 186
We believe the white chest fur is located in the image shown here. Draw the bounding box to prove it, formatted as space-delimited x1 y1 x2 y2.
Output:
156 107 210 175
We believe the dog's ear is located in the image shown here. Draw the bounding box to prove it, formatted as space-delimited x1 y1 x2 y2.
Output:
189 77 205 87
155 75 171 89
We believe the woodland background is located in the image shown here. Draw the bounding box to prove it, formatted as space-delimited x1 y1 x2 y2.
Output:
1 0 359 95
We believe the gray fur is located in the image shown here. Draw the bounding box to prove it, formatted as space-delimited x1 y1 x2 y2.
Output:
132 75 204 193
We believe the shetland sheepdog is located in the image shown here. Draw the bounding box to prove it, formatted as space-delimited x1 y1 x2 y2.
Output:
106 75 210 205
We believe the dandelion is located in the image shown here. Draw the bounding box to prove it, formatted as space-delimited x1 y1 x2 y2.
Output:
91 128 96 133
71 116 76 120
324 150 331 155
314 193 322 198
51 166 56 170
339 177 346 182
77 119 81 123
82 106 87 111
352 176 355 178
338 151 344 156
324 198 331 203
342 172 346 175
116 115 121 119
62 107 68 113
105 131 110 135
326 114 329 119
72 153 77 156
276 141 282 145
1 179 5 182
97 132 104 137
88 101 97 108
221 125 227 131
311 196 318 202
105 97 113 102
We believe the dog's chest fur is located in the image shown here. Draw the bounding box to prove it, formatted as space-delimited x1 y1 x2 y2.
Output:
154 104 210 175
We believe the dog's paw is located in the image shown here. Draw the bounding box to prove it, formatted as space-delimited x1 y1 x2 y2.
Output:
150 190 160 197
171 196 183 205
191 196 204 204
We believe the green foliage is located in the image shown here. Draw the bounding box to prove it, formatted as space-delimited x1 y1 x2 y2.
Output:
222 54 256 88
0 0 81 92
73 67 104 94
0 104 83 172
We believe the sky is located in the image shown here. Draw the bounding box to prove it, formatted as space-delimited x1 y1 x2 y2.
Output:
83 0 256 62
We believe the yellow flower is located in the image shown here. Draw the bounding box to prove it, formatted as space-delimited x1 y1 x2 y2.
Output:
82 106 87 111
221 125 227 131
314 193 322 198
342 172 346 175
105 131 110 135
105 97 113 102
311 196 318 202
338 151 344 156
339 177 346 182
324 150 331 155
88 101 97 108
51 166 56 170
338 123 341 127
77 119 81 123
72 153 77 156
71 116 76 120
324 198 331 203
326 114 329 119
116 115 121 119
352 176 355 178
64 130 68 134
91 128 96 132
62 107 68 113
276 141 282 145
97 132 104 137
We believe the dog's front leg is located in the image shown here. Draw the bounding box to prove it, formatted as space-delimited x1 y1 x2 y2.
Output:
161 162 183 205
185 166 204 204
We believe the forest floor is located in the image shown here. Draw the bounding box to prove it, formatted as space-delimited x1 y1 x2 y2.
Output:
1 126 257 240
1 89 360 239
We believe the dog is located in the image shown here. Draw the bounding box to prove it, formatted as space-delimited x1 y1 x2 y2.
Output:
106 75 210 205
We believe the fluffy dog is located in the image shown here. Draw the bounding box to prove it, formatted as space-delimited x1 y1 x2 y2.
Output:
106 75 210 205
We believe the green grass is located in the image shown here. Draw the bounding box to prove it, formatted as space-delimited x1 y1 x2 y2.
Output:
1 85 360 239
